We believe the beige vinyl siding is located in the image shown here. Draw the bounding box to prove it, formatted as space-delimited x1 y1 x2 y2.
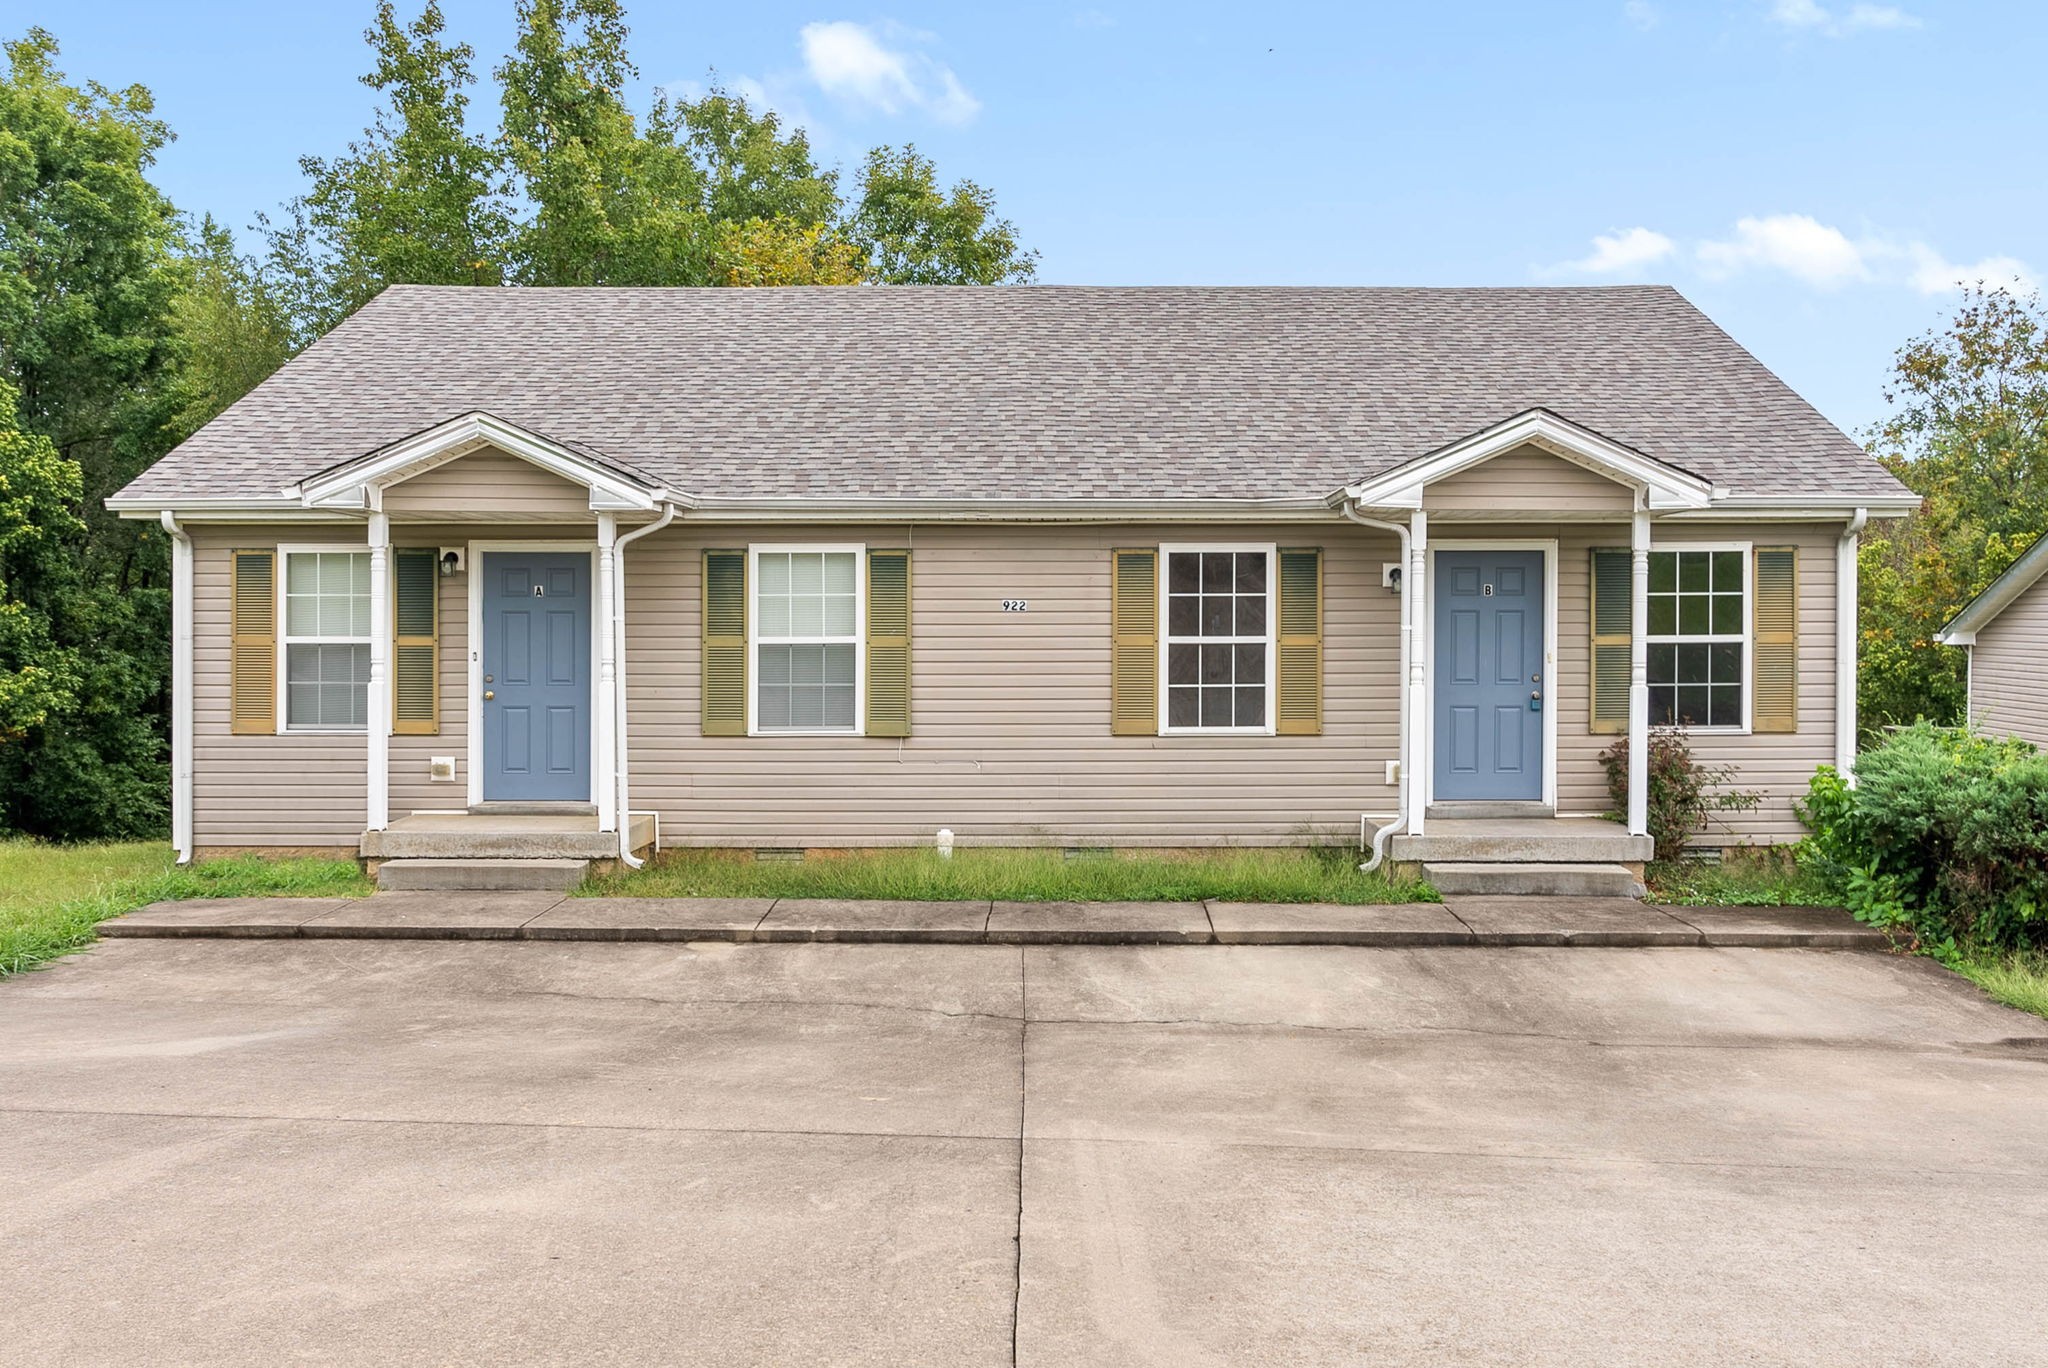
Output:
382 448 594 522
624 523 1403 846
192 525 365 847
1968 574 2048 749
186 516 1839 851
1422 445 1635 515
1547 522 1841 846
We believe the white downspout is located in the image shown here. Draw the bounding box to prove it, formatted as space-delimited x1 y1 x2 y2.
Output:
612 503 678 867
159 511 194 864
1837 507 1867 783
1341 501 1412 872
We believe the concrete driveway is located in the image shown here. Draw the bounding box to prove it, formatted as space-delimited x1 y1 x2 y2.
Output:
2 937 2045 1366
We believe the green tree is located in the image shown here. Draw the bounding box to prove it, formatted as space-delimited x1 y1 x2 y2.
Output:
848 145 1037 284
1861 288 2048 736
0 28 178 839
497 0 641 286
172 216 293 437
264 1 510 340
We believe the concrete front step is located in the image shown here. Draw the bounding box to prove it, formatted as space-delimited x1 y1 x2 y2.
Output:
362 812 654 861
1391 819 1652 865
376 858 589 892
1424 862 1647 898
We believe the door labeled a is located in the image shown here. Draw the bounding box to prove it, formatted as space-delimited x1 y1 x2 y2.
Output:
1433 549 1544 802
480 552 591 802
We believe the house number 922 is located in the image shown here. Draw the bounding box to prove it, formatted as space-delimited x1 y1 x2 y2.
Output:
1001 600 1029 612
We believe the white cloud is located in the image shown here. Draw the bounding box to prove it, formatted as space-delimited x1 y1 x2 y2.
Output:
1072 8 1116 28
1622 1 1659 31
1906 245 2038 297
798 20 981 124
1697 214 1870 288
1554 227 1677 276
1769 0 1920 36
1547 213 2035 299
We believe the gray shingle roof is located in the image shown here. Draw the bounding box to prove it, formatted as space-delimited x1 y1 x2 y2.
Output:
116 283 1909 505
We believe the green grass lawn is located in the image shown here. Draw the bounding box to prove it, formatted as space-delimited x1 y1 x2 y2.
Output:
0 840 370 979
582 845 1438 905
1951 950 2048 1020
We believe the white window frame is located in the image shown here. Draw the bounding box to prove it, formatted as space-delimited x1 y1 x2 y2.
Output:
1157 542 1279 736
746 543 867 737
1645 540 1753 735
276 542 374 735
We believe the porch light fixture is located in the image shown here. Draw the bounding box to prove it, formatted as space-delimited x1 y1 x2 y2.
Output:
439 548 464 578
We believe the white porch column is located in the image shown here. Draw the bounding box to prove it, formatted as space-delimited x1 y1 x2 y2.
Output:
1627 509 1650 838
1407 510 1429 838
1836 509 1867 781
366 508 391 832
595 512 619 833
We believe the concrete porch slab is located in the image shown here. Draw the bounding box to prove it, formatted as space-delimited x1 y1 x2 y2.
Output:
100 898 355 938
522 897 774 941
753 899 994 944
297 892 565 940
1205 902 1473 946
987 901 1210 944
1443 895 1704 946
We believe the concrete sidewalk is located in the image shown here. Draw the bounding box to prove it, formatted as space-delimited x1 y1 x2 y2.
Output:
99 892 1886 949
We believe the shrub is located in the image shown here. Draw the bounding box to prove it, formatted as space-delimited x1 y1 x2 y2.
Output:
1599 728 1761 863
1798 723 2048 954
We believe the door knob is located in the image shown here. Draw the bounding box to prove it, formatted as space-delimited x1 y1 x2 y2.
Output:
483 690 495 700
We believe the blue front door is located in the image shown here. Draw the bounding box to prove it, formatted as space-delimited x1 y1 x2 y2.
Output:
1434 550 1545 802
481 552 591 802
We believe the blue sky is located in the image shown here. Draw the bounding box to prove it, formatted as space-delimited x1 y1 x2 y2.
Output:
15 0 2045 435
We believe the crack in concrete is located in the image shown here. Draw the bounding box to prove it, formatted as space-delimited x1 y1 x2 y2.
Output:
1010 945 1027 1368
6 1101 2034 1183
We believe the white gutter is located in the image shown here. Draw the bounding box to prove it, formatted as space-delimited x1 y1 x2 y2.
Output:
159 511 194 864
1341 502 1412 872
1837 507 1868 782
611 503 679 867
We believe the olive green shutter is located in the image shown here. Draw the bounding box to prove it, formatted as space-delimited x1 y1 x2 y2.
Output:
1589 548 1631 734
230 549 276 735
702 550 747 735
1275 547 1323 735
866 550 912 737
1110 549 1159 736
1752 546 1798 733
392 549 439 735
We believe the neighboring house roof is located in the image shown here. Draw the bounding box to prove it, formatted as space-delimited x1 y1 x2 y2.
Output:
1937 534 2048 644
112 283 1913 508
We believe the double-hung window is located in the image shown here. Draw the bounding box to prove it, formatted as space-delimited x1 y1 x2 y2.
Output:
1160 544 1276 733
1646 546 1748 730
280 547 372 731
751 545 863 734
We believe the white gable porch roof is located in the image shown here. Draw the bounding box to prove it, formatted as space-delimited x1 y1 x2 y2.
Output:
295 411 670 513
1342 408 1718 513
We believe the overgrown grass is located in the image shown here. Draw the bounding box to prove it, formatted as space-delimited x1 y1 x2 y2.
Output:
0 840 371 979
1953 949 2048 1020
582 845 1438 905
1644 848 1838 907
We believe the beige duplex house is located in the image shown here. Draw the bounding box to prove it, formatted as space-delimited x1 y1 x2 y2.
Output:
109 285 1917 890
1938 537 2048 748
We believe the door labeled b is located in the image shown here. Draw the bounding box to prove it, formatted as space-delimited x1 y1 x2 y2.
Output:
480 552 591 802
1433 550 1545 802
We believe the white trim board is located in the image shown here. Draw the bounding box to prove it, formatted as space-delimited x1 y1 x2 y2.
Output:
1424 539 1560 809
465 540 605 808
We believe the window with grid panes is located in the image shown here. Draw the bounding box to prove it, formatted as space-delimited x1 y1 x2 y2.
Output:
1163 548 1273 730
